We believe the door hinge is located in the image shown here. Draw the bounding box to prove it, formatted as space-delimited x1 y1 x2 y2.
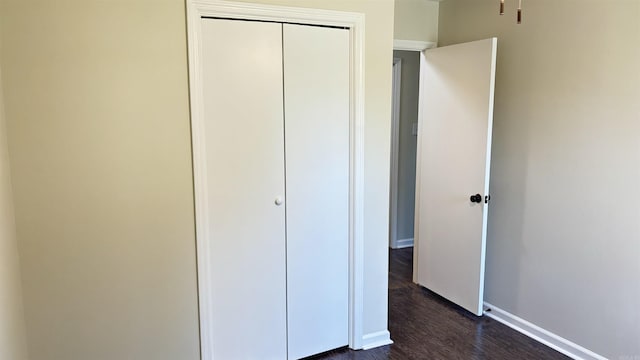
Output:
485 195 491 204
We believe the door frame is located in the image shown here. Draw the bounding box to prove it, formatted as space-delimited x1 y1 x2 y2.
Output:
388 57 402 249
186 1 366 358
388 40 435 252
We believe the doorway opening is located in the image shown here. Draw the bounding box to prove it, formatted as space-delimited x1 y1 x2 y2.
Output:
388 41 434 283
389 50 419 251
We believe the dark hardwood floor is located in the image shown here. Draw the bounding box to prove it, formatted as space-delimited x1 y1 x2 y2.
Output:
312 248 569 360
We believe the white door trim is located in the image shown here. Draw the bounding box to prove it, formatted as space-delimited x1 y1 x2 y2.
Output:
413 51 428 283
411 48 436 283
393 39 437 51
389 58 402 249
186 1 366 358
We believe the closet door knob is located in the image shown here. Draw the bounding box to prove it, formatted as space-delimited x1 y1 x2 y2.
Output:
274 196 284 206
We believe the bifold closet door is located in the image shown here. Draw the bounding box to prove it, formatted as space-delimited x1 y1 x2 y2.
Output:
201 19 287 360
283 24 350 359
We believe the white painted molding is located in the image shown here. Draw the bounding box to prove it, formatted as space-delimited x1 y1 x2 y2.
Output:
186 0 366 357
484 303 607 360
361 330 394 350
412 51 428 284
191 0 365 27
388 58 402 249
391 238 414 249
393 39 437 51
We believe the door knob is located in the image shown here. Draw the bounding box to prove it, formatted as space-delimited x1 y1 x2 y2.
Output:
274 196 284 206
470 194 482 203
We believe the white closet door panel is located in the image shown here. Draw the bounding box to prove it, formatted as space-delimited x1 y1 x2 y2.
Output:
283 24 350 359
201 19 287 360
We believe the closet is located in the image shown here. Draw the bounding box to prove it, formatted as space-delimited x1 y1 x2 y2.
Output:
201 18 350 359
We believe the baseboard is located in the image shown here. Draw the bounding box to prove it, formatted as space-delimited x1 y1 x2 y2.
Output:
361 330 393 350
390 238 414 249
483 302 606 360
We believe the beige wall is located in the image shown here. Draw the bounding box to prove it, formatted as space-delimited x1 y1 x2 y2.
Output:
0 0 394 358
392 50 419 242
0 0 200 359
0 41 29 360
394 0 439 42
439 0 640 358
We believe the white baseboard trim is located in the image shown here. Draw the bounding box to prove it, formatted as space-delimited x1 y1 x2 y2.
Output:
361 330 393 350
483 302 607 360
390 238 414 249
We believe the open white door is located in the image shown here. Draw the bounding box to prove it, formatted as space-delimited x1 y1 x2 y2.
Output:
415 38 497 316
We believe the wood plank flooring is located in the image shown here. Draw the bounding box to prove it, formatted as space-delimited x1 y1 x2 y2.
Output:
311 248 570 360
